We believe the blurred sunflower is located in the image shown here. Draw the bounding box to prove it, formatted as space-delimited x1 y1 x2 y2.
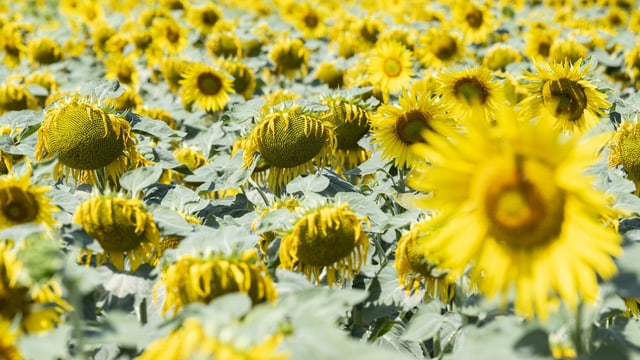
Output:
452 1 495 44
180 62 234 113
366 41 414 102
89 21 117 60
206 31 243 59
35 95 142 185
0 172 59 231
0 241 71 333
371 86 450 169
608 120 640 195
407 106 622 320
548 38 588 64
137 107 177 129
437 65 503 123
624 298 640 317
25 70 58 108
520 59 610 133
524 27 560 62
0 82 38 115
160 57 191 94
0 24 27 69
152 17 189 55
169 147 209 189
155 249 277 317
217 58 257 100
0 318 22 360
187 2 222 35
73 193 161 272
103 87 143 112
314 61 345 89
482 43 522 72
26 37 62 66
321 95 371 173
136 318 288 360
103 54 139 89
417 26 466 71
395 217 455 303
287 1 329 38
352 15 383 51
268 38 310 80
238 104 335 192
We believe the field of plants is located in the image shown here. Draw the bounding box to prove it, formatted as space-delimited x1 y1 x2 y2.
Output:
1 0 640 359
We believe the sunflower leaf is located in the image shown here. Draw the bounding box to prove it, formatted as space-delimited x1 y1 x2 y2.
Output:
119 165 163 196
403 300 445 341
224 97 266 123
286 172 330 194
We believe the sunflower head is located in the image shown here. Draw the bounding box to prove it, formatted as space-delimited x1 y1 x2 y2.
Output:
314 62 345 89
27 37 63 66
268 38 310 80
187 3 222 35
160 57 191 94
253 195 301 256
418 27 465 70
549 38 588 64
482 44 522 72
279 203 369 286
437 65 502 123
35 95 141 185
366 40 414 100
217 58 256 100
156 249 278 316
0 318 22 359
137 107 177 129
206 31 243 58
608 120 640 193
0 172 59 231
73 194 161 272
103 88 143 112
179 62 234 113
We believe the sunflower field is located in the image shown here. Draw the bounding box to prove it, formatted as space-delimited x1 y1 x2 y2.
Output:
3 0 640 359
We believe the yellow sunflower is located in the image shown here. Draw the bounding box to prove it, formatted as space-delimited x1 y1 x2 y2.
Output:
239 104 335 193
279 202 369 287
0 172 59 231
186 2 222 35
25 70 58 108
206 31 243 59
136 318 288 360
623 298 640 317
103 54 139 90
548 38 589 64
366 40 414 102
407 106 622 320
286 1 329 38
73 193 161 272
0 318 22 360
0 82 38 115
26 37 63 67
520 59 611 133
524 27 561 62
371 86 450 169
152 17 189 55
482 43 522 72
35 95 142 185
608 120 640 195
0 24 27 69
179 62 234 113
103 87 143 113
451 1 495 45
314 61 345 89
160 57 191 94
252 195 301 256
155 249 277 317
268 38 310 80
436 65 503 124
0 241 71 333
395 217 455 303
89 21 117 60
417 26 466 70
216 58 256 100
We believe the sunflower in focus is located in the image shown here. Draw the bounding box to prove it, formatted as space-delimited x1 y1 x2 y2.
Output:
179 62 234 113
155 249 277 317
371 86 450 169
35 95 142 185
279 202 369 286
73 193 161 272
417 26 466 71
437 65 503 124
520 59 611 133
0 241 71 333
395 217 455 303
366 41 414 102
608 120 640 195
407 106 622 320
268 38 310 80
238 104 335 193
0 172 59 231
452 1 495 44
136 318 288 360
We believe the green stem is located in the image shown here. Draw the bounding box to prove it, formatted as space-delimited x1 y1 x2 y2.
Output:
248 178 270 207
63 276 87 360
371 233 387 268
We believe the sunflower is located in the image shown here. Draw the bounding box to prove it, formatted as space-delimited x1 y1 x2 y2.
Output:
451 1 495 44
417 26 466 71
287 1 329 39
103 87 143 112
252 196 301 256
279 202 369 286
187 2 222 35
155 249 277 317
90 21 117 60
436 65 503 124
314 61 345 89
26 37 62 66
25 70 58 108
608 120 640 195
179 62 234 113
206 31 243 59
152 17 189 55
73 194 161 272
406 106 622 320
0 318 22 360
524 27 561 62
395 217 455 303
239 104 335 193
482 43 522 72
321 96 372 173
623 298 640 317
137 107 177 129
217 58 256 100
160 57 191 94
268 38 310 80
136 318 288 360
520 59 611 133
371 87 449 169
0 82 38 115
0 24 27 69
0 242 71 333
548 38 589 64
171 147 209 188
366 40 414 102
0 172 59 231
103 54 139 89
35 95 142 185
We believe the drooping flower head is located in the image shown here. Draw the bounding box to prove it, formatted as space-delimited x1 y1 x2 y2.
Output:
608 120 640 195
26 37 63 67
252 195 301 256
155 249 278 317
268 38 310 80
179 62 234 113
520 59 611 133
279 202 370 286
407 106 622 320
73 194 161 272
0 172 59 231
0 81 38 115
35 95 142 185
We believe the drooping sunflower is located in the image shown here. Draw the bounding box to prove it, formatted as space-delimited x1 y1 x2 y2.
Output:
395 217 455 303
206 31 243 59
239 104 335 193
136 318 288 360
35 95 142 185
103 54 139 89
520 59 611 133
314 61 345 89
451 1 495 45
73 193 161 272
279 202 369 287
26 37 63 67
268 38 310 80
320 95 371 173
366 40 414 102
186 2 222 35
252 195 301 256
608 120 640 195
0 241 71 333
0 82 38 115
417 26 466 71
436 65 503 124
406 106 622 320
0 172 59 231
371 86 450 169
155 249 277 317
482 43 522 72
179 62 234 113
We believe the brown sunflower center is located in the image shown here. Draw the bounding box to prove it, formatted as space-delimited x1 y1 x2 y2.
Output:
196 72 223 95
395 110 431 145
431 35 458 60
0 284 30 321
538 40 551 58
483 157 565 248
541 78 587 122
276 48 305 70
360 23 380 44
304 12 319 28
202 9 219 26
34 44 62 65
465 8 484 28
0 186 39 224
166 26 180 44
383 57 403 77
454 77 489 105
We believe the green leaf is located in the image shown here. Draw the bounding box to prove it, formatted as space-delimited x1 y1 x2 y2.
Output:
403 300 445 341
224 97 266 123
19 325 72 359
81 79 124 100
286 173 330 194
132 115 186 139
119 165 163 196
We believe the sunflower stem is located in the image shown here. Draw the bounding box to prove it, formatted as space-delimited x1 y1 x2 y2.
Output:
372 233 387 267
95 167 108 194
574 301 584 355
248 177 270 207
